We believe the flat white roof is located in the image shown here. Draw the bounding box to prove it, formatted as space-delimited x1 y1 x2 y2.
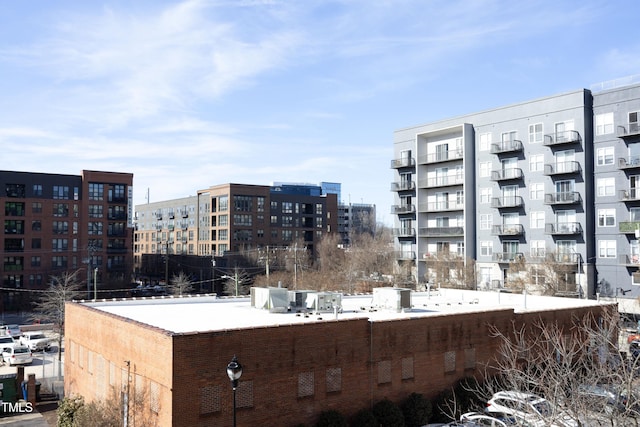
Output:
82 288 609 334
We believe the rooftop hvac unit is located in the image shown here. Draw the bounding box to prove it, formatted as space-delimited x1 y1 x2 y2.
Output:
288 290 314 311
306 292 342 313
372 287 412 312
251 287 289 312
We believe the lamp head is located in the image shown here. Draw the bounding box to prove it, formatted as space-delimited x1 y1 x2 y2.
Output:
227 355 242 389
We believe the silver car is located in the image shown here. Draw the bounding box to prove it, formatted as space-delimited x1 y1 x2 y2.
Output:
2 345 33 366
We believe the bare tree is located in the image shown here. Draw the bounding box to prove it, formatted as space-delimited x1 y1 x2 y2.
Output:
222 267 253 296
32 269 83 368
167 272 193 296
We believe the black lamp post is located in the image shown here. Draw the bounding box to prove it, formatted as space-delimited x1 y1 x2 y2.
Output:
226 355 242 427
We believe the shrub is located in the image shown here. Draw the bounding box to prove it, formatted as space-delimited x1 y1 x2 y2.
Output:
315 409 348 427
401 392 432 427
372 398 405 427
350 408 377 427
57 395 85 427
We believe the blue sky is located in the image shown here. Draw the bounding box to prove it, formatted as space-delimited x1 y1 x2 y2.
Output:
1 0 639 225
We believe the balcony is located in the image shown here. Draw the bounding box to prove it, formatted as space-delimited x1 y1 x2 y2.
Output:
618 156 640 170
418 226 464 237
391 204 416 215
543 161 581 176
419 175 464 188
418 150 464 165
544 222 583 235
490 140 523 154
491 224 524 236
490 168 523 182
394 251 416 260
493 252 524 263
491 196 524 209
393 228 416 238
544 192 582 205
390 157 416 169
620 254 640 266
390 181 416 192
620 188 640 202
617 123 640 139
548 252 581 264
619 221 640 234
418 201 464 212
543 130 581 147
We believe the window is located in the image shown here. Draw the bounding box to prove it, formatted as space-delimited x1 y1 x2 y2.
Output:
479 188 491 204
282 216 293 227
53 221 69 234
480 241 492 256
598 240 616 258
32 202 42 213
234 214 252 226
528 123 543 144
480 214 492 230
88 222 103 235
109 184 126 202
530 240 545 258
597 147 615 166
530 211 544 229
53 203 69 217
32 184 43 196
597 178 615 197
5 184 25 198
598 209 616 227
530 183 544 200
529 154 544 172
234 195 252 212
479 162 491 178
219 196 228 212
218 215 228 226
32 221 41 231
52 239 68 252
595 112 614 136
479 133 491 151
257 197 265 212
316 204 323 215
282 230 292 241
282 202 293 214
88 183 104 201
53 186 70 200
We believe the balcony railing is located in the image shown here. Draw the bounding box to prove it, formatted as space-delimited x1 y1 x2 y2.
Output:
491 196 524 209
620 254 640 266
418 150 464 164
391 204 416 214
491 224 524 236
544 222 582 235
620 188 640 201
493 252 524 262
418 201 464 212
390 181 416 192
418 226 464 237
543 130 581 146
490 140 523 154
543 161 581 176
390 157 416 169
619 221 640 234
617 123 640 139
394 251 416 260
419 175 464 188
618 156 640 170
393 228 416 237
490 168 523 181
544 192 582 205
548 252 581 264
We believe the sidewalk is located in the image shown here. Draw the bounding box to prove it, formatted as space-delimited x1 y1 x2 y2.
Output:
0 401 56 426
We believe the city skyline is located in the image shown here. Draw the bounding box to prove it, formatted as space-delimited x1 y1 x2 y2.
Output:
2 0 639 225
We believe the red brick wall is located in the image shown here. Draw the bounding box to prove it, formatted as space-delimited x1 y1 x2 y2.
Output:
64 301 611 427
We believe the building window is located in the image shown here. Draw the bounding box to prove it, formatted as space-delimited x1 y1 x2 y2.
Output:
234 195 252 212
53 203 69 217
598 209 616 227
444 351 456 373
5 184 25 198
595 112 614 136
218 215 228 227
109 184 126 202
52 256 68 268
529 183 543 200
597 147 615 166
282 202 293 214
528 123 543 144
32 202 42 213
88 183 104 201
478 133 491 151
53 221 69 234
316 204 323 215
89 205 103 218
464 348 476 370
480 214 492 230
479 188 491 204
326 368 342 393
31 221 41 231
480 241 492 257
529 154 544 172
88 222 103 235
530 240 545 258
33 184 43 196
377 360 392 384
282 230 292 241
32 239 41 249
530 211 544 229
596 178 615 197
282 216 293 227
53 186 70 200
298 372 314 397
598 240 616 258
257 197 265 212
31 256 41 267
233 214 252 226
479 162 491 178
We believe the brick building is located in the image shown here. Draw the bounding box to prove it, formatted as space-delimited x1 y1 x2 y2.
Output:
64 289 611 426
1 169 134 309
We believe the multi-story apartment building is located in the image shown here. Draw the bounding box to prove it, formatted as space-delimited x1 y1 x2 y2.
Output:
134 182 338 273
392 81 640 300
0 170 134 309
337 203 377 245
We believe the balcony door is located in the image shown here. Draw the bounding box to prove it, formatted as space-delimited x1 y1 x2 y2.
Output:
556 210 576 233
502 185 518 206
556 180 574 202
555 150 575 173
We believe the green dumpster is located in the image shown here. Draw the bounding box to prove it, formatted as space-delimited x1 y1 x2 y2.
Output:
0 373 18 404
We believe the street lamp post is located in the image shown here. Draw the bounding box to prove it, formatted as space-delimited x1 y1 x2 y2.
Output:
93 268 99 300
226 355 243 427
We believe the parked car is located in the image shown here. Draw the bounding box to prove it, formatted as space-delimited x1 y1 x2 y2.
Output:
485 391 577 427
19 331 52 352
0 334 16 352
460 411 515 426
0 324 21 338
1 345 33 366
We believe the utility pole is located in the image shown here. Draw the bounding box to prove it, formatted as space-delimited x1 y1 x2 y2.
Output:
265 246 270 286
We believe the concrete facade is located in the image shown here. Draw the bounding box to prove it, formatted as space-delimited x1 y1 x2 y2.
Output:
392 82 640 302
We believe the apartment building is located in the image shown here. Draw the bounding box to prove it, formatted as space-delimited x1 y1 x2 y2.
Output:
0 170 134 309
393 79 640 300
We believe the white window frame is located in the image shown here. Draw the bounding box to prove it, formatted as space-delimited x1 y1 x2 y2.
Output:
479 162 491 178
598 240 616 258
597 147 615 166
480 241 493 256
530 211 545 229
528 123 543 144
479 133 491 152
529 154 544 172
480 214 492 230
529 183 544 200
530 240 546 258
479 188 491 204
597 209 616 227
596 177 616 197
595 112 614 136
